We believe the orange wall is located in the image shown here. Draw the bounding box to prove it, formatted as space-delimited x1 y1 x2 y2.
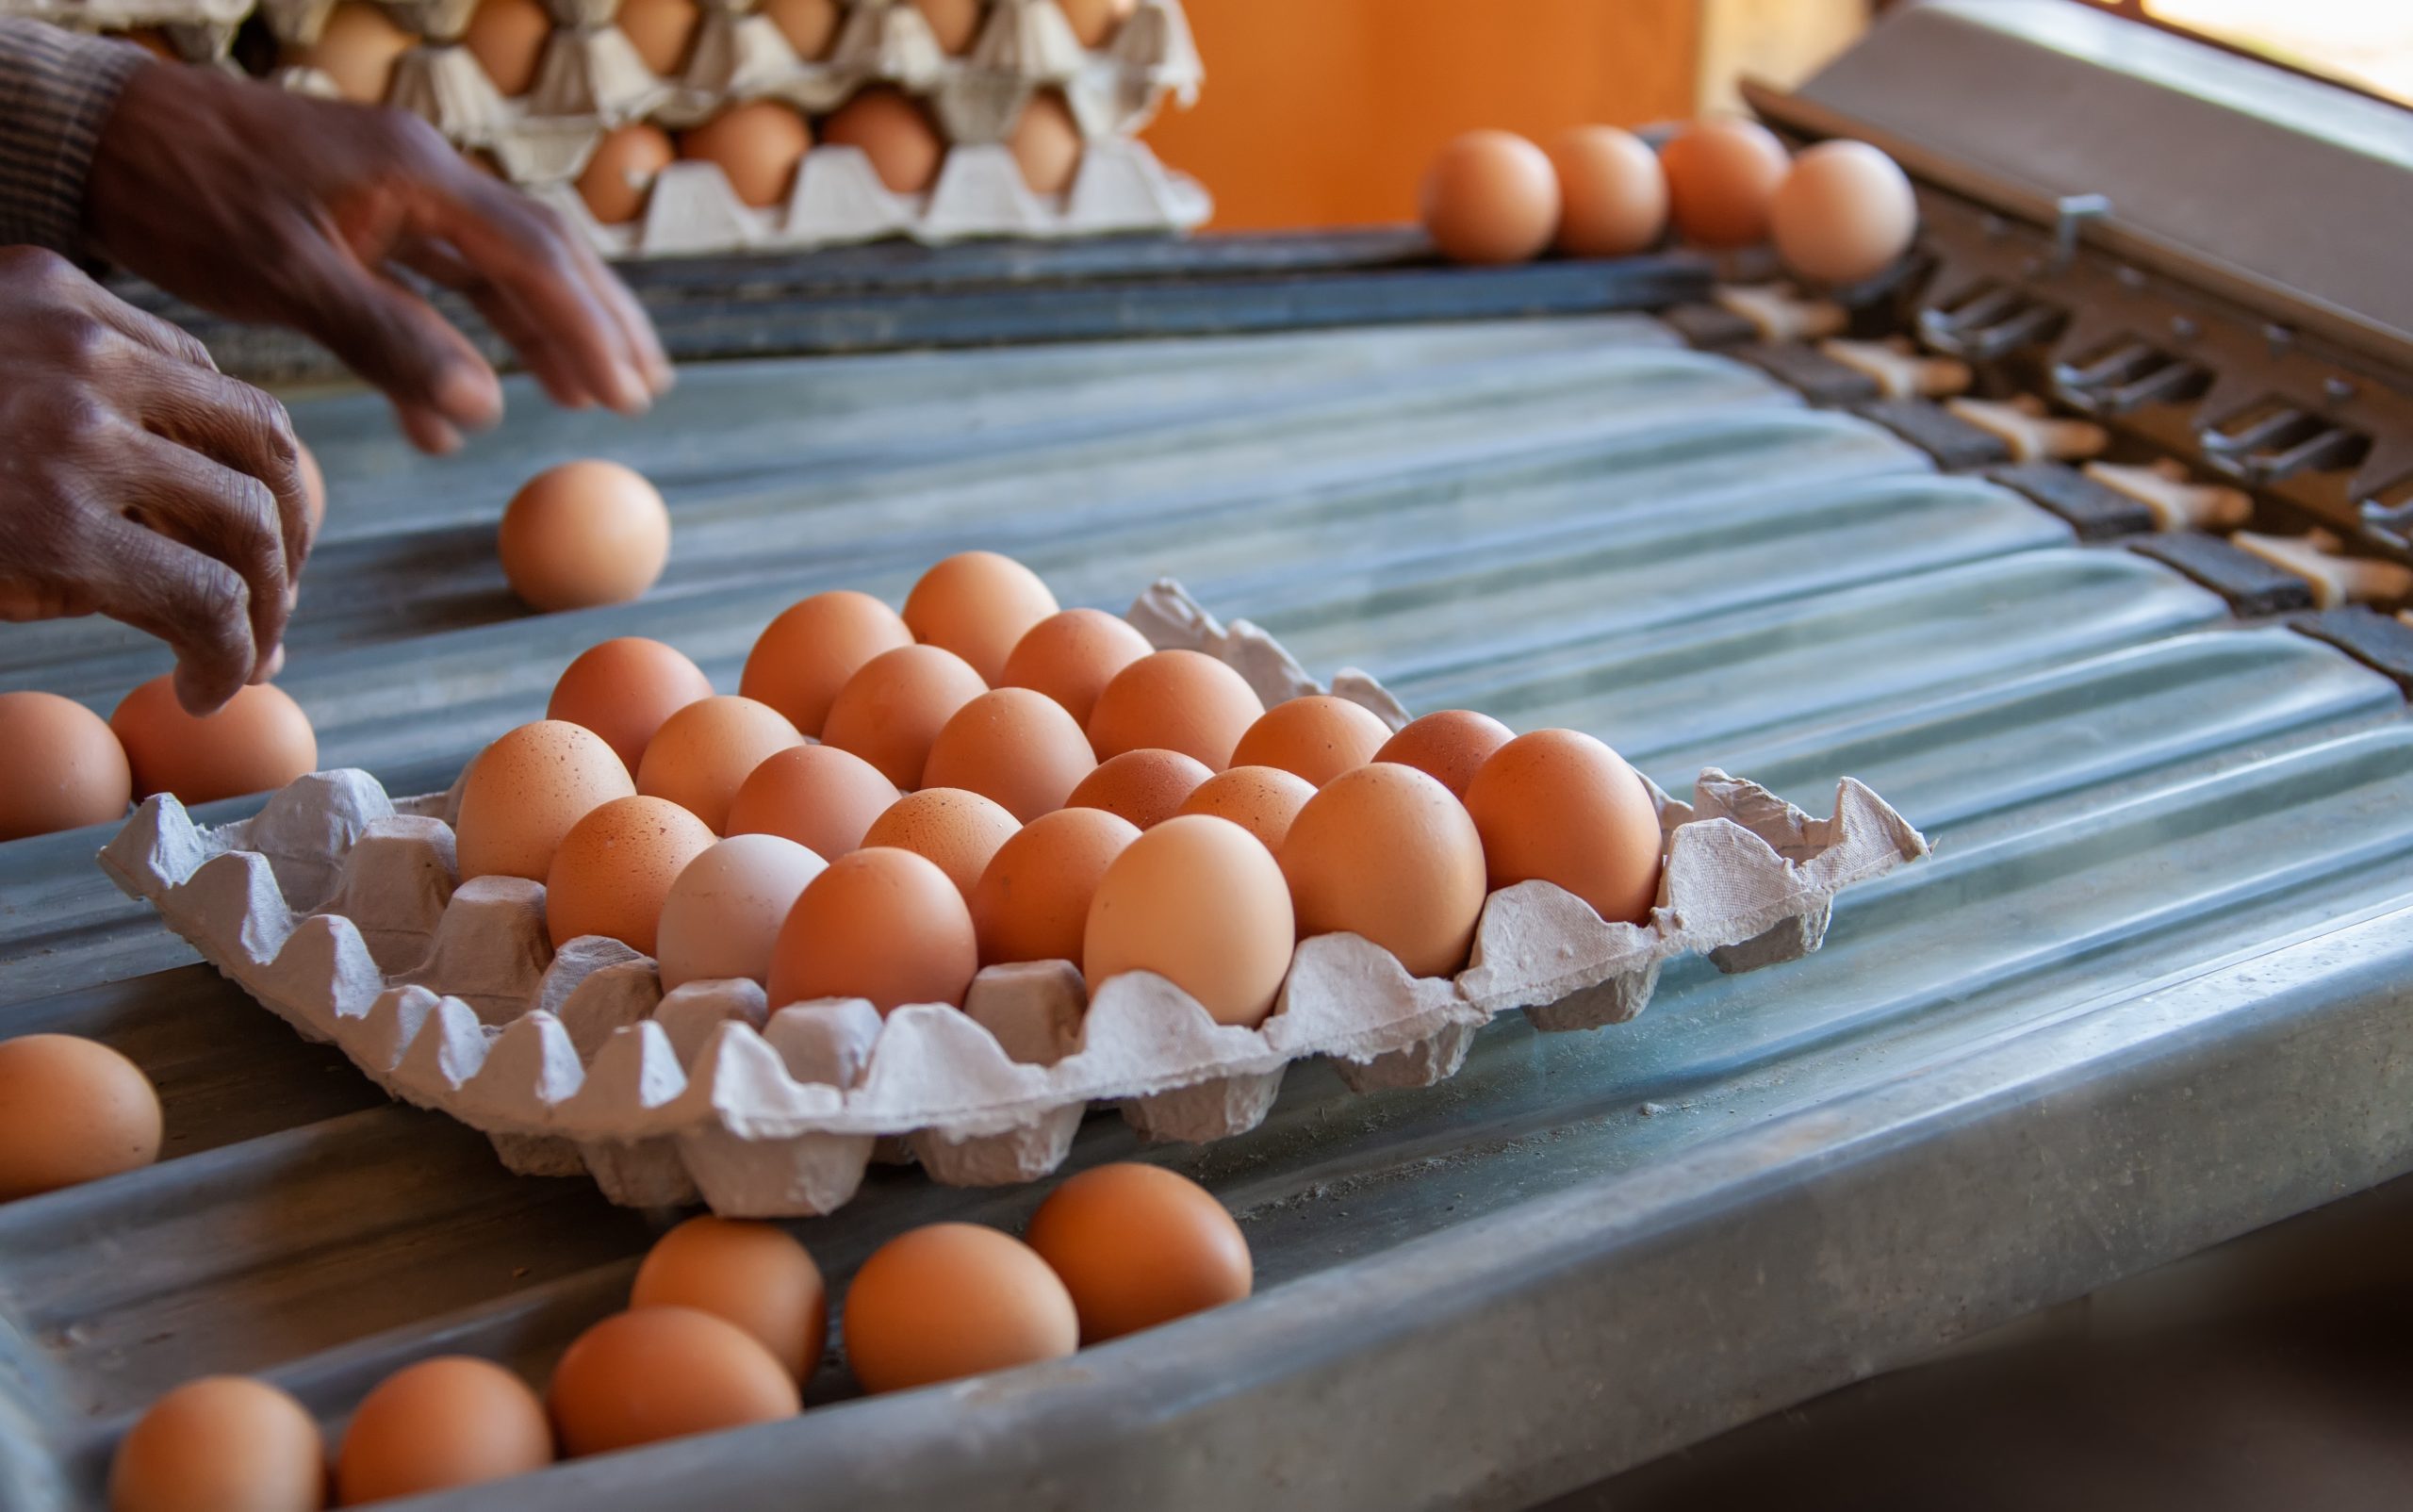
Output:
1141 0 1700 231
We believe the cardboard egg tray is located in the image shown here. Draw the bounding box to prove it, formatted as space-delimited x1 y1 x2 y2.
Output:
259 0 1208 251
97 583 1929 1217
0 0 253 59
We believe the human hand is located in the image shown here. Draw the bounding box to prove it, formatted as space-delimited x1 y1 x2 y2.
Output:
85 59 670 454
0 248 306 713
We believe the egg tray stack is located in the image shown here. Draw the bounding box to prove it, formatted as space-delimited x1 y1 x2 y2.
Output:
96 583 1929 1218
258 0 1208 253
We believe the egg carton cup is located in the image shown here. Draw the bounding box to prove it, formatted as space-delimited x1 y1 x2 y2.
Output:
0 0 250 55
98 582 1929 1217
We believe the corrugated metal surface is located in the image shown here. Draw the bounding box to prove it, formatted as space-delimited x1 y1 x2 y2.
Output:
3 313 2409 1511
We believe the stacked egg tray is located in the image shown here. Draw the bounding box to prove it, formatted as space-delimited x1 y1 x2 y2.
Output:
277 0 1206 253
96 583 1928 1218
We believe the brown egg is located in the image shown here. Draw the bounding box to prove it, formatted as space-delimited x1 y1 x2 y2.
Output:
1011 90 1083 195
725 744 899 860
545 795 716 952
111 677 317 805
455 721 635 882
970 805 1138 969
463 0 550 95
615 0 699 74
843 1224 1077 1393
636 695 803 832
124 27 179 60
1463 729 1664 925
499 459 671 612
1087 649 1264 771
862 787 1020 899
336 1356 551 1504
1280 764 1487 979
911 0 981 52
1373 709 1513 801
0 1034 160 1201
820 644 988 790
1056 0 1135 46
110 1377 323 1512
295 438 328 533
576 123 676 225
1228 695 1391 788
549 636 714 777
632 1216 826 1381
1174 764 1314 854
1000 608 1151 727
739 589 912 738
1661 117 1790 248
922 688 1096 823
1065 748 1209 830
681 101 811 209
1770 139 1919 287
1084 814 1294 1027
821 87 946 194
0 691 129 839
762 0 838 58
1548 124 1667 257
1026 1163 1251 1342
901 551 1060 684
548 1307 798 1457
767 847 978 1011
298 0 416 105
1420 129 1559 266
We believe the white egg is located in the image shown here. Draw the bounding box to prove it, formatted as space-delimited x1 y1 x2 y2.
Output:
655 834 827 990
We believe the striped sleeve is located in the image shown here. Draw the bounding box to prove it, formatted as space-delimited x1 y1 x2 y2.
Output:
0 19 147 256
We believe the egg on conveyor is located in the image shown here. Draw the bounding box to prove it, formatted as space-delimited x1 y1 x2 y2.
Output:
1771 139 1919 287
110 678 317 805
109 1377 323 1512
0 1034 160 1201
632 1216 827 1381
1659 117 1791 248
1548 124 1667 257
548 1307 798 1455
337 1357 552 1504
1420 129 1560 267
498 459 672 612
1026 1163 1252 1342
842 1224 1077 1393
0 690 129 840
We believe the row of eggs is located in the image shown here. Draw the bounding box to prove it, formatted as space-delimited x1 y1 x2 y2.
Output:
109 1162 1248 1508
474 551 1666 1026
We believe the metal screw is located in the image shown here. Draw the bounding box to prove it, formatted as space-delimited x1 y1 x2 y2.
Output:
2324 376 2356 403
2171 316 2199 340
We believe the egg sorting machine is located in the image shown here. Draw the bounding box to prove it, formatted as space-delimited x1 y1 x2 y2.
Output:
8 1 2413 1506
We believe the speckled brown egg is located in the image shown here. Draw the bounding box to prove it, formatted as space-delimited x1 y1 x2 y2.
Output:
1026 1162 1251 1342
1000 608 1153 727
820 644 988 790
762 0 838 58
842 1224 1077 1393
463 0 550 95
110 1377 323 1512
1661 117 1791 248
0 1033 160 1201
1084 814 1294 1027
577 123 676 225
1066 748 1210 831
1373 709 1513 801
548 636 714 778
297 0 416 105
681 101 811 208
766 846 978 1011
922 687 1097 823
636 695 803 833
1174 764 1315 854
1548 124 1667 257
725 744 900 861
911 0 981 52
545 795 717 952
111 677 317 805
1463 729 1664 926
615 0 699 74
1011 90 1084 195
0 691 129 840
632 1216 826 1381
1228 695 1392 787
1086 650 1264 771
1420 130 1560 266
739 589 912 738
498 459 671 611
1770 139 1919 287
862 787 1020 899
821 87 946 194
337 1356 551 1504
548 1307 797 1457
902 552 1060 683
455 720 636 881
1280 764 1487 979
970 805 1139 969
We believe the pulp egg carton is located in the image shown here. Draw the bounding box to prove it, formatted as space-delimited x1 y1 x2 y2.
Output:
257 0 1206 250
0 0 254 58
97 583 1929 1217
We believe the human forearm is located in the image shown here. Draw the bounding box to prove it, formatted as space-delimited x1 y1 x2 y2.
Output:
0 19 144 255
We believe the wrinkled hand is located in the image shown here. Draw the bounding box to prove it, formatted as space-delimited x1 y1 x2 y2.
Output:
0 247 305 713
86 60 670 454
